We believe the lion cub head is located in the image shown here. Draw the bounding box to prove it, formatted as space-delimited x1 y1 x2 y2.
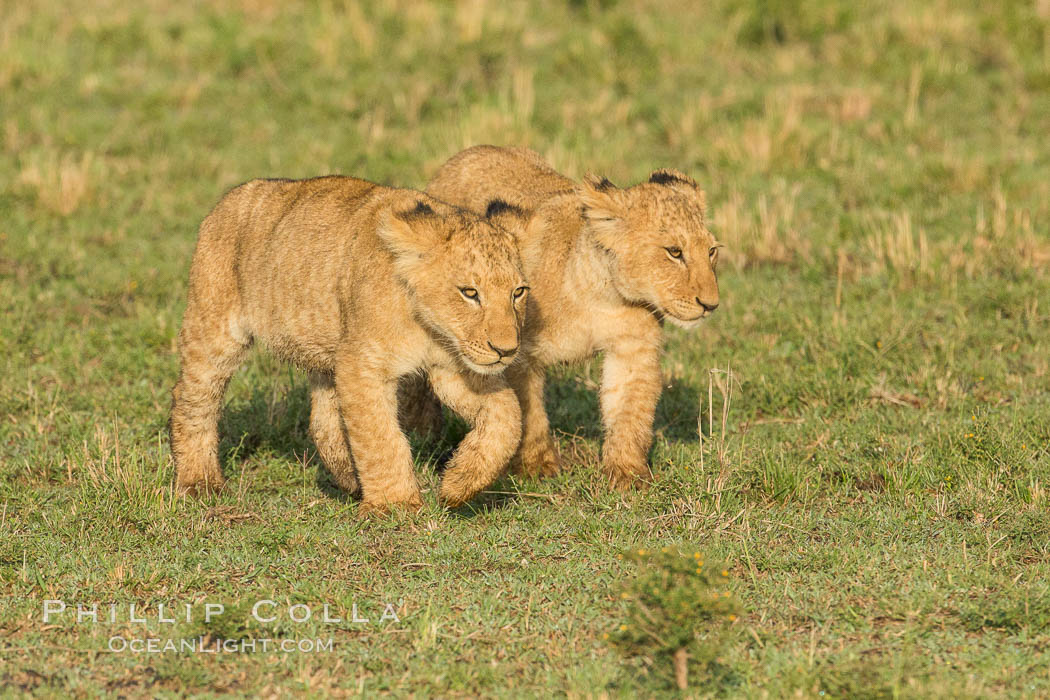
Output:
578 170 721 328
378 197 529 374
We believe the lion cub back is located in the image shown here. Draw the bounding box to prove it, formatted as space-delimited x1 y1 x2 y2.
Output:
187 176 398 369
428 145 574 213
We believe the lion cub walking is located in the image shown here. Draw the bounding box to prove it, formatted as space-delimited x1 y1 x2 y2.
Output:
409 146 720 490
170 176 529 512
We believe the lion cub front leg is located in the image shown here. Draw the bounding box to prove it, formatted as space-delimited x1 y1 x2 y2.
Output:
334 359 422 515
429 366 522 507
599 335 663 490
508 362 562 478
308 372 360 496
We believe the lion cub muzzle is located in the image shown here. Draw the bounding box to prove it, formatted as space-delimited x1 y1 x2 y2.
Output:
695 296 719 317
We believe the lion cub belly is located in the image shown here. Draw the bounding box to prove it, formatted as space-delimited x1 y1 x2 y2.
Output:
243 297 342 371
234 257 347 371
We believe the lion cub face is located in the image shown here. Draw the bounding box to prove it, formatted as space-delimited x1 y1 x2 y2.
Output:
379 199 529 374
579 170 720 328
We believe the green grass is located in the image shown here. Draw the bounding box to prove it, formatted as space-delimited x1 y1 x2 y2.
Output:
2 0 1049 695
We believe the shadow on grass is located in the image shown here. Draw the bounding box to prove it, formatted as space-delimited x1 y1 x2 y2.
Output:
545 373 706 443
446 489 522 519
216 380 459 503
211 370 705 499
217 381 361 503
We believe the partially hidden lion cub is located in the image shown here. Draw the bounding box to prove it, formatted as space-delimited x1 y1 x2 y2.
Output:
403 146 720 490
170 175 529 513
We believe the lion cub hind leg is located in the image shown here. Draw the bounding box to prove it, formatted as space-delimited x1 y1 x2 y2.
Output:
397 374 445 439
170 304 251 496
309 372 360 496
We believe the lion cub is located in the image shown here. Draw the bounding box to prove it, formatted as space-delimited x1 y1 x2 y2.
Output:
170 175 529 513
406 146 720 490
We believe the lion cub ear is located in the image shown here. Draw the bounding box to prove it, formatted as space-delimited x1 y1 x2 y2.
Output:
578 174 628 243
648 168 707 206
484 199 530 236
579 174 627 243
377 199 445 259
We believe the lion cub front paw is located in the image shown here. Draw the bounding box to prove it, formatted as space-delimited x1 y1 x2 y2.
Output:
602 461 652 492
513 441 562 479
439 466 488 508
357 494 423 518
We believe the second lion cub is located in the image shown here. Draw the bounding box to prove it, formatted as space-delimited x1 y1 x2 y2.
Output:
170 175 529 513
406 146 721 490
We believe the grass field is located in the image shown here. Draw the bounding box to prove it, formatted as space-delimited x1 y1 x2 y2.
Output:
2 0 1050 695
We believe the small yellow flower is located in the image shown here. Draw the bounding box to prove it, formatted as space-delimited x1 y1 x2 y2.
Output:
721 569 729 577
637 549 647 556
1022 444 1026 450
972 415 976 421
602 633 609 640
661 547 669 554
619 624 628 631
728 614 737 622
876 341 882 348
978 377 984 381
620 592 630 599
693 552 701 559
616 554 623 560
724 591 731 598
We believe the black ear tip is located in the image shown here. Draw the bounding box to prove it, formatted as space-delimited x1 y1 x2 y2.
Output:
649 169 700 190
583 173 617 192
649 170 678 185
485 199 524 218
485 199 510 217
396 200 435 220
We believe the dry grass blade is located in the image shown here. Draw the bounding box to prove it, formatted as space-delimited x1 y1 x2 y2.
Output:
869 374 923 409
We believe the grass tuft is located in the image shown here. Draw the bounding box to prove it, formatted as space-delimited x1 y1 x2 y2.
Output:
610 547 740 690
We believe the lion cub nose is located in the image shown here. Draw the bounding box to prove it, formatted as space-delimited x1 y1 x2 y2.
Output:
487 341 518 359
696 298 719 313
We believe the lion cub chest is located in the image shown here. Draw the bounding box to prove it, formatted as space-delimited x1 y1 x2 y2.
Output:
530 297 653 365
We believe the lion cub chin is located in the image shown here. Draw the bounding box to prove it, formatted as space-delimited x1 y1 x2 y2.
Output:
170 175 529 514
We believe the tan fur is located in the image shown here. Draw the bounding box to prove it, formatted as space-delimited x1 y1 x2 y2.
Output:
170 175 529 513
406 146 720 489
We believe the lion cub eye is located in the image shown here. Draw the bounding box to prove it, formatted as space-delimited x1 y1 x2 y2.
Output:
513 286 529 300
665 246 684 261
460 287 479 301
